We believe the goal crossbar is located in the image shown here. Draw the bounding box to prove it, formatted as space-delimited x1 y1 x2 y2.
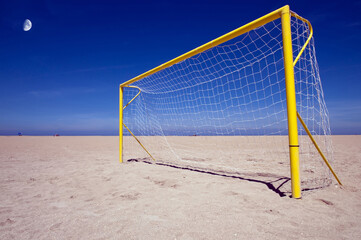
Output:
120 5 287 88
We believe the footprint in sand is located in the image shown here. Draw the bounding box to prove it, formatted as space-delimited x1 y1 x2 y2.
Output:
318 199 334 206
49 222 62 231
0 218 15 226
119 193 140 200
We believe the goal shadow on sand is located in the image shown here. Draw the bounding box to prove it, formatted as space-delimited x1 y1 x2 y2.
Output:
127 158 293 197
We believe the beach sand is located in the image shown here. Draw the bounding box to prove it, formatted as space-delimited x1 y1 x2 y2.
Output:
0 136 360 239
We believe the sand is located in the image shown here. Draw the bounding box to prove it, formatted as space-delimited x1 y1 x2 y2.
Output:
0 136 360 239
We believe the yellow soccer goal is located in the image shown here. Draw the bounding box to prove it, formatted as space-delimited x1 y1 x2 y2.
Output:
119 5 341 198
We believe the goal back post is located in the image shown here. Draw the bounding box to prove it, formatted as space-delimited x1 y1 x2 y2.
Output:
119 5 338 198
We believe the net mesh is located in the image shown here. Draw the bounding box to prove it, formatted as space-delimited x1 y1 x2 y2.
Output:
122 14 333 195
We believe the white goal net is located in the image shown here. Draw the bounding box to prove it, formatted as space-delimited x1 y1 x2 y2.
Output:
122 13 333 195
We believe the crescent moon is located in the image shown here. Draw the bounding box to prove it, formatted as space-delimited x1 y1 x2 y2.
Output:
23 19 32 31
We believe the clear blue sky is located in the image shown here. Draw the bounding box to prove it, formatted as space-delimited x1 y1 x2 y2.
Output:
1 0 360 135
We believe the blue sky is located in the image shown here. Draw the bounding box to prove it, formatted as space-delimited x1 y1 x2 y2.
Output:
0 0 361 135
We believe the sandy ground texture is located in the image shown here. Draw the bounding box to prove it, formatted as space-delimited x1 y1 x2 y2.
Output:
0 136 360 239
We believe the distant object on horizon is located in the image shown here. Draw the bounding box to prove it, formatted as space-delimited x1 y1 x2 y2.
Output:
23 19 32 31
18 132 22 136
54 134 60 137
